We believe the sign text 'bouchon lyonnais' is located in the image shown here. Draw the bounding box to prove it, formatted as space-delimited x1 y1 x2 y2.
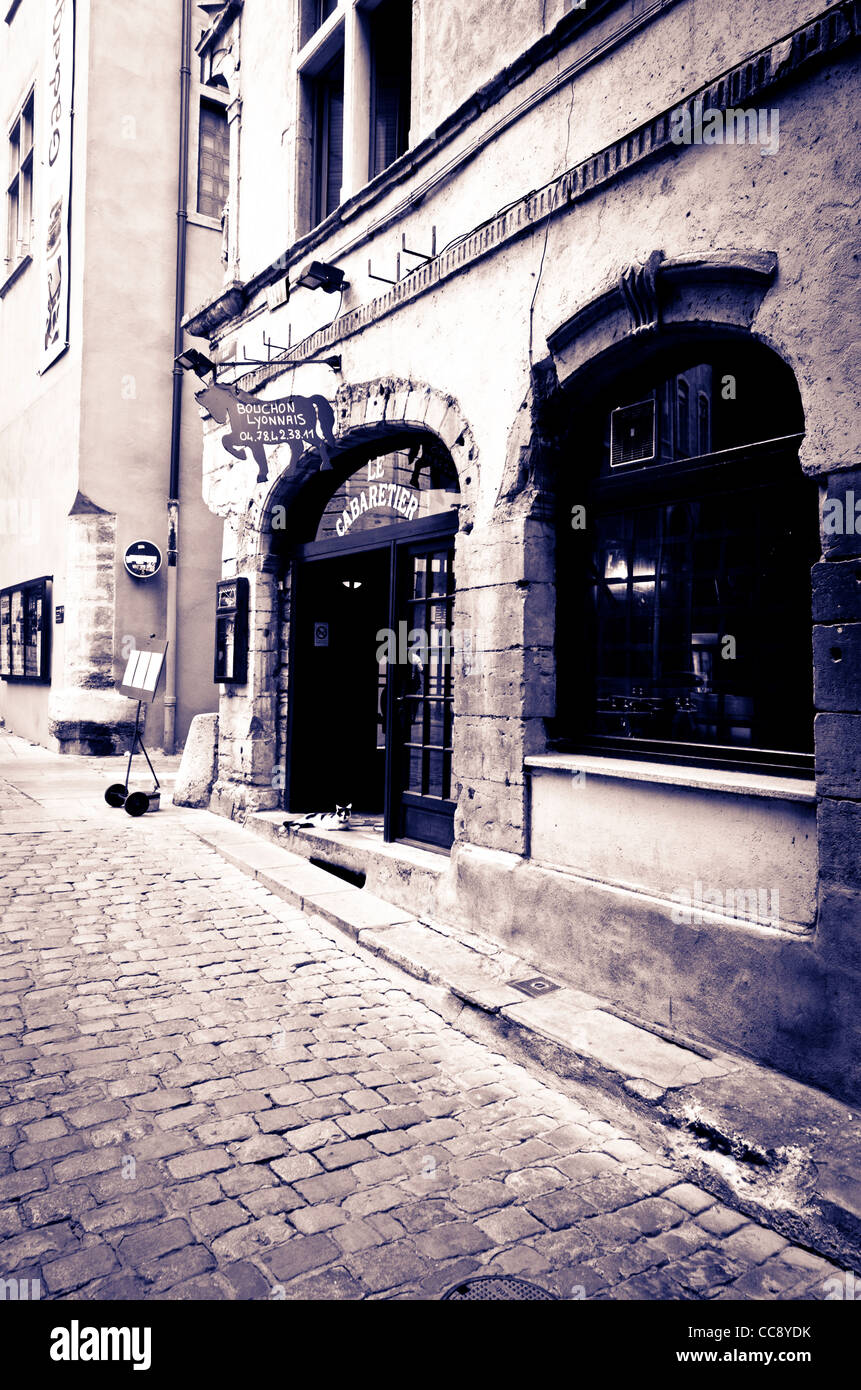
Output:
198 383 338 485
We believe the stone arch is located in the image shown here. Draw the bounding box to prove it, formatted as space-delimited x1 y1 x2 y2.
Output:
224 376 480 827
253 376 478 547
497 247 817 504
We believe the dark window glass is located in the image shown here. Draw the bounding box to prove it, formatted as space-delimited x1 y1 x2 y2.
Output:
676 377 690 457
369 0 412 179
197 100 229 218
698 392 711 455
559 348 816 773
312 55 344 225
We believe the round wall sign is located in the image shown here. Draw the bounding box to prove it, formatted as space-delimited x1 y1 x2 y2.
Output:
124 540 163 579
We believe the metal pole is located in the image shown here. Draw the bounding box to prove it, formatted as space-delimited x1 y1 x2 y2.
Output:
164 0 193 754
125 701 142 792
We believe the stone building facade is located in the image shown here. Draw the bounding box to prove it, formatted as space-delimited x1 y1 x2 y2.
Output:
0 0 224 752
183 0 861 1101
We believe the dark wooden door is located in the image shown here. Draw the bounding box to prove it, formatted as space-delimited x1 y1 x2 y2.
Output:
390 538 456 849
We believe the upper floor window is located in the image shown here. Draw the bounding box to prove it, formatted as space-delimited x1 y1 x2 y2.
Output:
311 52 345 226
301 0 339 47
299 0 412 231
369 0 411 179
557 343 818 775
198 98 230 219
6 89 34 270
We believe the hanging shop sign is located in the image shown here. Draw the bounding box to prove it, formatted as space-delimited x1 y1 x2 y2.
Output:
40 0 75 373
196 382 338 484
123 540 163 579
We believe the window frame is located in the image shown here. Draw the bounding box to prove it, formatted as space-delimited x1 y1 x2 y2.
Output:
196 95 230 222
6 86 34 272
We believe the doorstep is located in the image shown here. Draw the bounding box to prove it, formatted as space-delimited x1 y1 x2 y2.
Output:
185 810 861 1272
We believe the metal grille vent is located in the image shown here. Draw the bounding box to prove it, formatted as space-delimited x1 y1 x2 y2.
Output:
441 1276 557 1301
610 399 656 467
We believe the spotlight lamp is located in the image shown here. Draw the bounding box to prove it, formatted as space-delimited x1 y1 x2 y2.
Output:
175 348 217 378
292 260 349 294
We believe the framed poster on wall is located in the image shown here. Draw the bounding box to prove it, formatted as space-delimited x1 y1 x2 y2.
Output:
0 577 51 684
0 594 10 677
10 590 24 676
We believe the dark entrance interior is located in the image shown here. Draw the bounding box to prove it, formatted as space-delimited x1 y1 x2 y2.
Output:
284 437 460 849
290 547 389 815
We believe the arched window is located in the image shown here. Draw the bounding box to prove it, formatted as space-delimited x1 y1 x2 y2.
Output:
557 342 818 775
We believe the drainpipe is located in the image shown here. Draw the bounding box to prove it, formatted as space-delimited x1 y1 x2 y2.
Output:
164 0 193 754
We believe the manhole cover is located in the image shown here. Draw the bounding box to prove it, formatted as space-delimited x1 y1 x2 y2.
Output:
441 1276 557 1301
510 976 560 998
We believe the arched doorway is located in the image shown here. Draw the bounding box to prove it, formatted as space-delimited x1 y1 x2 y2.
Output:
277 432 461 848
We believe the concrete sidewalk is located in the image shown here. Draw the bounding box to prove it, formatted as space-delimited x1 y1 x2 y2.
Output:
2 728 859 1276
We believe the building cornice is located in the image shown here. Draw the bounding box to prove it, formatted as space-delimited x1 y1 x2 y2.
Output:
184 0 860 390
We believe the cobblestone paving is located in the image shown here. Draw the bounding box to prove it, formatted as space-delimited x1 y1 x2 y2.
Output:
0 807 846 1301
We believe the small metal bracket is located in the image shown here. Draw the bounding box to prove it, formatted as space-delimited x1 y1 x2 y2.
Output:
368 253 401 285
401 226 436 261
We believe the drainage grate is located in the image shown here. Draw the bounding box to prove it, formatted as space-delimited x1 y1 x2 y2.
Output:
441 1276 557 1301
509 976 561 998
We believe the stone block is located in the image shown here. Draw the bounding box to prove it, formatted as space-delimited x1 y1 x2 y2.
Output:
820 470 861 559
454 646 555 719
813 623 861 711
811 558 861 623
815 713 861 798
173 713 219 808
455 778 526 854
818 798 861 891
815 880 861 974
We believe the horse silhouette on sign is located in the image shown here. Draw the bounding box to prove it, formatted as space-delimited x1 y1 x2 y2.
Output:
198 383 338 484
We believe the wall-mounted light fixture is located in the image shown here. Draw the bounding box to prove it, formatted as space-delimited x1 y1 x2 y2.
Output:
175 348 217 377
292 260 348 294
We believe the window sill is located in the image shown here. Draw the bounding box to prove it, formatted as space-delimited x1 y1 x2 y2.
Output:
0 252 32 298
524 753 816 804
187 212 222 232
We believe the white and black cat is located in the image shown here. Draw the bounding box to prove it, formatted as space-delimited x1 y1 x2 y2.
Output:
287 803 352 831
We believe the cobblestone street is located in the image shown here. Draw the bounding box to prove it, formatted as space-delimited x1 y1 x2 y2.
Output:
0 779 847 1302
